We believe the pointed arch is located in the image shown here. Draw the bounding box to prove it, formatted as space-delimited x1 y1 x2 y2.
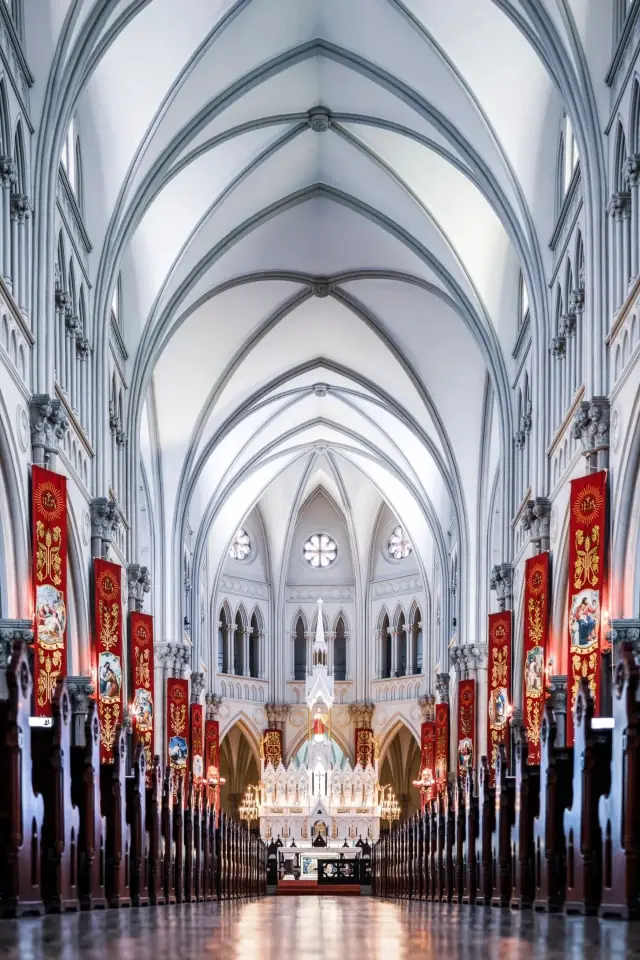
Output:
234 602 249 629
392 603 405 629
614 120 628 192
290 606 309 634
333 613 347 682
12 120 26 194
0 80 10 157
376 604 390 630
378 607 391 679
293 612 306 681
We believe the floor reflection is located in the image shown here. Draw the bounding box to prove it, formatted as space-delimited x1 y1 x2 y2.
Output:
0 897 635 959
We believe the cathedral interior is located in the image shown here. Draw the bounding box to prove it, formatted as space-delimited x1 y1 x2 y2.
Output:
1 0 640 955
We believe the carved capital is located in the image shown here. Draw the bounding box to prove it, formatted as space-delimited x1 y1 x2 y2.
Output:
265 703 292 728
418 694 435 722
66 676 95 715
90 497 110 541
435 672 450 704
609 190 631 220
127 563 150 607
627 153 640 186
464 642 488 675
347 702 375 727
514 430 526 450
75 337 90 360
572 396 610 460
521 400 533 435
550 334 566 358
190 671 206 701
568 287 585 314
55 289 71 313
548 674 567 716
560 312 576 338
307 107 331 133
489 562 513 611
0 156 17 189
10 192 30 222
29 394 69 467
521 496 551 551
205 693 222 719
109 402 119 435
609 618 640 659
116 430 127 448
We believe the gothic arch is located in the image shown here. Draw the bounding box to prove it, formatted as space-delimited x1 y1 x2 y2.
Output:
286 721 353 768
218 712 262 765
376 714 421 769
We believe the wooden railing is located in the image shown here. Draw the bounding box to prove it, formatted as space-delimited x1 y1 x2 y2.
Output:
372 646 640 920
0 640 267 917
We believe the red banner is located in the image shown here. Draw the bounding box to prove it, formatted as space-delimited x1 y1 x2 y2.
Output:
130 612 155 782
567 471 607 745
420 721 435 809
262 728 283 768
355 728 375 768
191 702 204 784
523 552 550 764
205 718 220 811
457 679 475 774
167 679 189 793
94 559 123 763
488 610 512 775
435 703 449 790
31 466 68 716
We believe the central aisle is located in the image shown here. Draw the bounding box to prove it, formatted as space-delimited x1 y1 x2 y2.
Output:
0 898 635 959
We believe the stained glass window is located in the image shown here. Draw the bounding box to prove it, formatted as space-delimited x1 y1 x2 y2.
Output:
303 533 337 568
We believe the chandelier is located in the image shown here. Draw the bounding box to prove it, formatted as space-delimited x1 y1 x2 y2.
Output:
378 783 400 822
239 784 260 821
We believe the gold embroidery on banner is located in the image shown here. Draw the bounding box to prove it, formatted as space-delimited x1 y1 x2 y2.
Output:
491 646 508 686
135 647 150 687
573 526 600 590
101 703 120 753
35 521 63 585
170 702 187 736
36 648 62 707
98 600 120 652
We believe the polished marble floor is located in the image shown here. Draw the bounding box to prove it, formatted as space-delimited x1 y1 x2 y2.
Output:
0 897 638 959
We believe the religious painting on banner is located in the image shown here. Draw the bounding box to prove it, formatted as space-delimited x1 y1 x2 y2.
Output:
487 611 512 775
261 728 283 768
129 611 154 782
205 718 220 811
94 559 124 762
523 552 549 764
435 703 449 791
167 679 189 782
355 728 375 768
31 466 68 716
191 702 204 785
457 679 475 775
567 471 607 745
420 721 435 808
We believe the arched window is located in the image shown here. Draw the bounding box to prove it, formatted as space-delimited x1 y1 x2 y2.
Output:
294 616 306 680
414 607 423 674
334 616 346 681
397 610 407 676
380 612 391 679
233 611 243 676
218 607 227 673
518 270 529 330
61 117 79 195
111 274 122 332
250 612 259 679
559 112 579 203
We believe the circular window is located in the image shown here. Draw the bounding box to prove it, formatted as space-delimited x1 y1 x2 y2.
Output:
388 525 412 560
303 533 337 568
229 527 251 561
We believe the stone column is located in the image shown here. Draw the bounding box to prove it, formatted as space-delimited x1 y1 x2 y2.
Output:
569 287 585 395
127 564 150 613
90 497 120 559
465 644 488 769
9 193 29 312
627 154 640 280
573 396 610 472
205 693 222 720
29 394 69 470
191 671 206 704
390 628 400 677
489 563 513 612
0 619 33 700
224 626 233 675
258 629 265 680
404 624 414 676
622 191 633 296
242 628 251 677
561 312 577 405
550 332 566 430
0 157 15 285
548 675 568 748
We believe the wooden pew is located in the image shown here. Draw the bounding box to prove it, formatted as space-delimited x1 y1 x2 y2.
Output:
428 795 438 900
510 731 539 909
462 769 479 904
145 756 164 905
454 775 466 903
101 727 131 908
598 647 640 919
0 640 45 917
416 810 425 900
193 783 203 902
533 701 573 912
476 757 495 905
162 767 175 903
184 776 196 903
31 679 80 912
126 743 149 907
444 778 456 902
216 811 224 900
563 679 612 915
173 773 184 903
491 743 515 907
71 699 107 910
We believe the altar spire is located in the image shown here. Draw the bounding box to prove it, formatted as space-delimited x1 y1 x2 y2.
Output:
305 598 334 711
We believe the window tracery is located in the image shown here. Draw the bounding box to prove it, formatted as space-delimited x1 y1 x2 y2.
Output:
388 525 412 560
303 533 337 568
229 527 251 561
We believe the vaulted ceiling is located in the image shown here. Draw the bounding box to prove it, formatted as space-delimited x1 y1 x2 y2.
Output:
32 0 614 640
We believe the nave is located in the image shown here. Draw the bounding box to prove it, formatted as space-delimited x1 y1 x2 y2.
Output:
0 897 635 960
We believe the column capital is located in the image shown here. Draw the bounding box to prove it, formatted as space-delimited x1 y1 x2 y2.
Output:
265 703 291 729
489 562 513 611
29 394 69 468
568 287 585 314
609 190 631 220
55 288 71 313
190 671 206 701
205 693 222 719
0 156 17 189
127 563 151 609
418 694 435 722
572 396 610 466
0 618 33 671
521 496 551 552
435 672 450 704
75 337 90 360
627 153 640 186
347 702 375 727
609 618 640 660
560 312 576 338
66 675 95 715
550 334 566 359
449 645 467 678
10 192 30 222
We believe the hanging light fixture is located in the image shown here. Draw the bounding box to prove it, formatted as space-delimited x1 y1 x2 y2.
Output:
239 784 260 821
377 783 400 823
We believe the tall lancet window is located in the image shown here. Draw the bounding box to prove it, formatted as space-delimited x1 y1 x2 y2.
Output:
334 617 346 681
294 616 306 680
